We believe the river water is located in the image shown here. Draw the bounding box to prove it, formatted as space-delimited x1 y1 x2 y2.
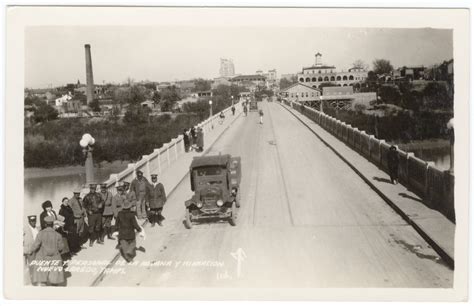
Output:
398 146 451 171
24 162 129 219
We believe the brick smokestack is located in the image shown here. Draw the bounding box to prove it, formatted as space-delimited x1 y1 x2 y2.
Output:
84 44 94 104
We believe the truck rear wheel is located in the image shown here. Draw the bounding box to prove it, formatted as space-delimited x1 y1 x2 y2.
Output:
184 209 193 229
229 202 237 226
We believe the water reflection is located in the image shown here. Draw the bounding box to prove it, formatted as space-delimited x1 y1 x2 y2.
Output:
24 162 128 219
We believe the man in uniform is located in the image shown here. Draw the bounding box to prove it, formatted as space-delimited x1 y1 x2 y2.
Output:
82 183 104 246
123 181 137 211
112 183 127 220
130 170 150 219
69 189 87 246
147 174 167 227
100 183 115 240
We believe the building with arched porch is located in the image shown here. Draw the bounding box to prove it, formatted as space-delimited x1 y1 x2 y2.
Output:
297 53 368 89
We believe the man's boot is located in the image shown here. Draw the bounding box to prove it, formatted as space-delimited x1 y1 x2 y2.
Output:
89 233 94 247
107 228 115 240
97 232 104 244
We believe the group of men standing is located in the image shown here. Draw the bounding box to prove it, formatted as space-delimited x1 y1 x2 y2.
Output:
23 170 167 285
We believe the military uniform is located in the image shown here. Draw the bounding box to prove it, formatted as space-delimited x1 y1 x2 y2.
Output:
100 184 115 240
130 171 150 219
69 192 86 236
82 184 104 246
147 174 167 226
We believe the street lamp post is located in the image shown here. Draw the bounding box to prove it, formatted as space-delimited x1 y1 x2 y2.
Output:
231 95 234 105
209 100 213 129
79 133 96 186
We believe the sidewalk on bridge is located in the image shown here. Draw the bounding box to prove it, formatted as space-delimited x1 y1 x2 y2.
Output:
281 103 455 268
64 109 243 287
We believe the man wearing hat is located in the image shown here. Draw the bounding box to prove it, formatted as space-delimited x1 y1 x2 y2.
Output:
30 215 65 286
130 170 150 219
116 199 143 263
112 183 126 219
23 215 38 284
69 189 86 241
83 183 105 246
100 183 115 240
147 174 167 227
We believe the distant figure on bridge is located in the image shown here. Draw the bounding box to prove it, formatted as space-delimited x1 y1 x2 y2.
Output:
183 129 190 152
243 103 248 116
116 200 143 263
259 109 264 124
147 174 167 227
99 183 115 241
196 127 204 152
387 145 400 185
190 127 197 151
231 105 236 115
83 183 104 247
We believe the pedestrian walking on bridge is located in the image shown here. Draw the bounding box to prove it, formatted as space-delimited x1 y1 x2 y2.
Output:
387 145 400 184
259 109 264 124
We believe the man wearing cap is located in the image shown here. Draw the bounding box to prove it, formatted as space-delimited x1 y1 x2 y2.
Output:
69 189 86 241
100 183 115 240
130 170 150 219
23 215 38 284
83 183 104 246
112 183 126 220
123 181 137 210
116 200 142 263
30 215 65 286
147 174 167 227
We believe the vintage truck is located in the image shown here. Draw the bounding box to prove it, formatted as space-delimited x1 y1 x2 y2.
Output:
184 154 242 228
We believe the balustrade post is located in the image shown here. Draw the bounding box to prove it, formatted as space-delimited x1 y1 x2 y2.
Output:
143 155 150 178
406 152 415 186
173 138 178 160
378 140 385 166
425 161 435 201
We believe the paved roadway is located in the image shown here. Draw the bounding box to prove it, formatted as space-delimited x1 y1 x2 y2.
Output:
96 101 453 288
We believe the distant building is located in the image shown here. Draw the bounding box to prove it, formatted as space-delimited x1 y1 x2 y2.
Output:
212 77 231 89
230 74 266 91
191 91 213 98
256 69 278 87
297 52 368 88
219 58 235 77
322 86 376 105
280 73 296 81
394 66 426 81
280 83 321 103
55 93 73 107
156 82 172 91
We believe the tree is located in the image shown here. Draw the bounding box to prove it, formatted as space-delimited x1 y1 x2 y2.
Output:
193 78 211 92
372 59 394 75
160 86 180 112
279 75 298 90
89 99 101 112
129 85 147 105
32 101 59 123
123 104 149 124
352 59 368 70
423 82 451 109
379 84 401 105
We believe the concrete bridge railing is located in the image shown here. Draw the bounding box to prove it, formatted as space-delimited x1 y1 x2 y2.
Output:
283 100 455 222
100 102 241 195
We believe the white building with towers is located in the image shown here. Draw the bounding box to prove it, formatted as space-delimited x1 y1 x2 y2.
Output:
296 52 368 89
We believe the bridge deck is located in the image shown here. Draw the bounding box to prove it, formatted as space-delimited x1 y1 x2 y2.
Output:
64 101 453 288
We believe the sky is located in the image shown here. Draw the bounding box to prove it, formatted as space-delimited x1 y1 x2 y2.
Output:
25 26 453 88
